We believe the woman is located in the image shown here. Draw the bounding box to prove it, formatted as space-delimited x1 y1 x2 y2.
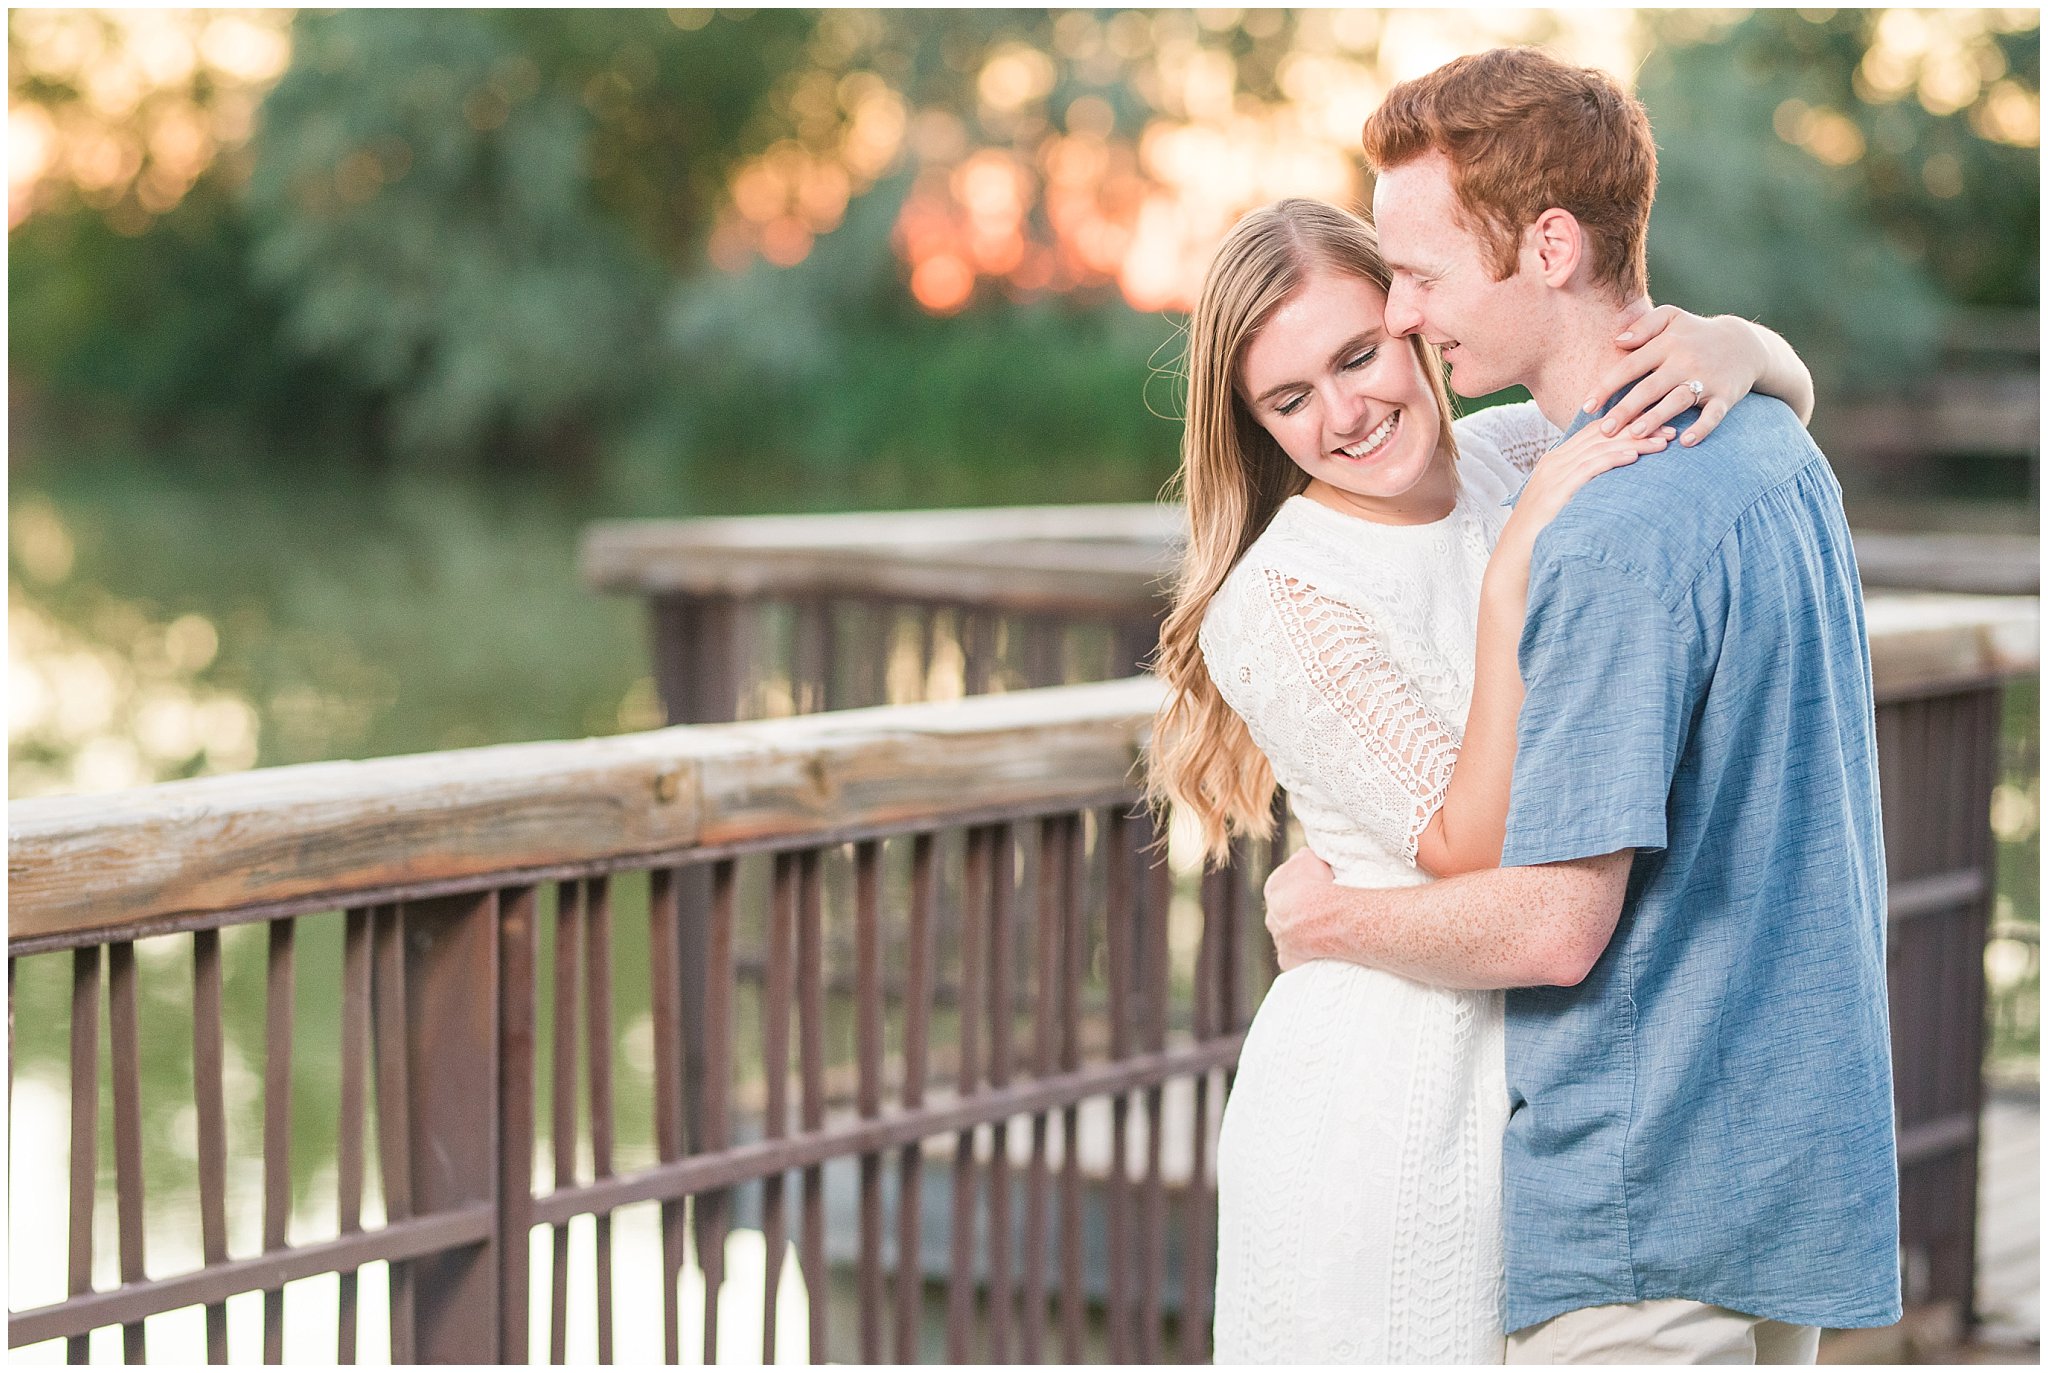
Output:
1147 199 1815 1363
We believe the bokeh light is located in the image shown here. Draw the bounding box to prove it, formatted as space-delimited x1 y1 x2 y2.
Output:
8 8 291 228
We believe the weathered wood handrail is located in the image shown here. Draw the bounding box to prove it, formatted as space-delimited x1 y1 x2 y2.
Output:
1854 532 2039 596
1863 594 2039 697
10 598 2036 950
582 506 1179 614
584 502 1179 557
583 505 2040 602
9 678 1164 949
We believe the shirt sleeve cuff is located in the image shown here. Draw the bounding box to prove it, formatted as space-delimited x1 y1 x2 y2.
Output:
1501 813 1668 868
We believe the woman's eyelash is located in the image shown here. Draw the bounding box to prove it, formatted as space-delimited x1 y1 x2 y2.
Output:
1269 344 1384 413
1274 346 1375 415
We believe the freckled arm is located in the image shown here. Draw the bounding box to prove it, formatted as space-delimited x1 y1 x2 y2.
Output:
1264 848 1633 990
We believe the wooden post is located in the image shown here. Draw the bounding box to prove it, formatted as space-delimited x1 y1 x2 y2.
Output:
1877 680 2005 1330
390 891 502 1362
1111 609 1164 679
496 886 538 1362
649 592 746 1181
649 592 745 727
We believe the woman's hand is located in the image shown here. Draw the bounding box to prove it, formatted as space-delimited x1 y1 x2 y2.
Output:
1485 422 1670 612
1506 422 1672 543
1585 306 1772 448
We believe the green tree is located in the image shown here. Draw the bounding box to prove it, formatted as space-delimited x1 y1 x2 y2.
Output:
1639 10 2038 394
243 12 661 470
1665 9 2038 310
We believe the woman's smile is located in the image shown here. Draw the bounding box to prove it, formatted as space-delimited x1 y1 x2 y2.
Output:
1333 409 1401 464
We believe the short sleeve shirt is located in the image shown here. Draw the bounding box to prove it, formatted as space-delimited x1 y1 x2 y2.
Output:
1499 394 1900 1332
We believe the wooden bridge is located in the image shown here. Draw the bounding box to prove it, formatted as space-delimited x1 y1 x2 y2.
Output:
8 505 2037 1363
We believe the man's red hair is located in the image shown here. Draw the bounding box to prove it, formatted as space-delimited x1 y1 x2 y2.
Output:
1362 47 1657 300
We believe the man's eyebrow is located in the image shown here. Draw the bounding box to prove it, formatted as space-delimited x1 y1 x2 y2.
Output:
1250 330 1385 406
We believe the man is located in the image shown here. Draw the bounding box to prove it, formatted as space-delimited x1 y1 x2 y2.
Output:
1261 47 1900 1363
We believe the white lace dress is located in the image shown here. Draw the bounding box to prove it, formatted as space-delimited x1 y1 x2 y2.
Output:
1202 401 1558 1365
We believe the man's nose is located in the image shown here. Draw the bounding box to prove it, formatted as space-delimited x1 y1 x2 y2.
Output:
1384 280 1424 337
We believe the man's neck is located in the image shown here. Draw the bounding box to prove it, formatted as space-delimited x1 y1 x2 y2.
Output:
1526 294 1655 430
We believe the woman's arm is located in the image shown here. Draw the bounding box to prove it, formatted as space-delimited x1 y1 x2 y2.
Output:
1589 307 1816 447
1414 422 1672 876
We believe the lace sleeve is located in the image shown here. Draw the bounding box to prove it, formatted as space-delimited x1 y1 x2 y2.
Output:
1453 398 1558 477
1229 567 1462 864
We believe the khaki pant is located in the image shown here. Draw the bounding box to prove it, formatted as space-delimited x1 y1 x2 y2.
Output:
1506 1298 1821 1364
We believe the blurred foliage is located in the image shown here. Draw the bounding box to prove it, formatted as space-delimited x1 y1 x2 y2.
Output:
8 176 354 430
1639 9 2038 392
5 10 291 227
1678 8 2038 310
1639 20 1944 392
7 8 2039 491
494 9 822 264
238 9 820 470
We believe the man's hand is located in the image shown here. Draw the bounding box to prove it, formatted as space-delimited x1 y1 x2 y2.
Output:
1264 847 1340 971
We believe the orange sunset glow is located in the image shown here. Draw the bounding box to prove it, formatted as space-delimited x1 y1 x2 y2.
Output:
9 8 2040 310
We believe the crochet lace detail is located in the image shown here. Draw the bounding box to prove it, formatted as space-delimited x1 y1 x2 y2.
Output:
1260 569 1460 863
1458 397 1560 477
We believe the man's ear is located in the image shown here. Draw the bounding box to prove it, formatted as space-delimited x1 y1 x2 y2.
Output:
1525 207 1584 288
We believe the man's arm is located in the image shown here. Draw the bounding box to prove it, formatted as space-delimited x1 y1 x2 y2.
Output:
1263 846 1632 990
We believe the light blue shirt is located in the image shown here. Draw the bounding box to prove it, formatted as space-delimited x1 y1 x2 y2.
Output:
1499 394 1901 1332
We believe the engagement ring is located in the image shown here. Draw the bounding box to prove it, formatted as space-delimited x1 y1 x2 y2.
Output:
1686 379 1705 399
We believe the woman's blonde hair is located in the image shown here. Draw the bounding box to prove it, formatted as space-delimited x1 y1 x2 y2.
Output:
1146 198 1460 864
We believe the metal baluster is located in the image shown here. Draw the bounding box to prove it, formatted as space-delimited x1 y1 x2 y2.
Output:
549 881 583 1364
853 841 886 1363
192 930 231 1363
586 877 617 1364
896 835 937 1362
261 921 294 1363
108 941 148 1362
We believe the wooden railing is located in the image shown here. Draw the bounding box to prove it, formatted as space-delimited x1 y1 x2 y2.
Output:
10 680 1280 1363
579 507 2037 730
585 503 2039 1334
580 504 1179 725
9 504 2036 1360
1821 307 2040 470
